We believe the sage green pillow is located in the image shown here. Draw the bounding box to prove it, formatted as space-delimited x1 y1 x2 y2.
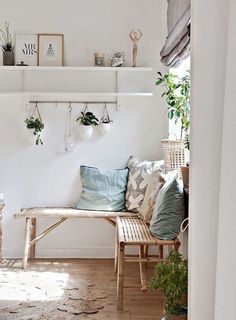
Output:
75 166 129 211
150 178 184 240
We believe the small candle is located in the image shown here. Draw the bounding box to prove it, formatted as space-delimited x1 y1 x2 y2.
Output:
94 53 105 66
0 193 4 204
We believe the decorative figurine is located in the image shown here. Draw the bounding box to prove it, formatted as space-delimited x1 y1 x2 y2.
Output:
129 29 143 67
111 52 125 67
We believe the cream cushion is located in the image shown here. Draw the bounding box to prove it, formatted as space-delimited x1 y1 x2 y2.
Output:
138 170 165 223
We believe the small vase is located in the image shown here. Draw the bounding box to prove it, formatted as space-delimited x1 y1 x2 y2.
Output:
79 124 93 139
99 122 112 134
3 51 14 66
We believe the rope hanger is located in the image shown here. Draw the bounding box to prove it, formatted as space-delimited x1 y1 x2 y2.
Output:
31 102 42 121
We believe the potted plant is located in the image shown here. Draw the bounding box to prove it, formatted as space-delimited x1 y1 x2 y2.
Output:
150 250 188 320
99 105 113 134
0 22 14 65
156 71 190 186
76 110 99 139
25 116 44 145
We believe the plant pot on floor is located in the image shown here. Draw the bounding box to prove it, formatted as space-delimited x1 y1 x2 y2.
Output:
164 314 187 320
181 166 189 187
79 124 93 139
3 51 14 65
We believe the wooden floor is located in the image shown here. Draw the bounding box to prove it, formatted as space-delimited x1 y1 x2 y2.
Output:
4 259 164 319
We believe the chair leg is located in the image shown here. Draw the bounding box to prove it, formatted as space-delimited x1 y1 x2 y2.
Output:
117 243 124 311
114 226 118 274
144 244 148 268
159 245 164 259
139 245 147 292
22 218 31 270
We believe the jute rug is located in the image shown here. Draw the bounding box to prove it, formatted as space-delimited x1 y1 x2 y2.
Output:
0 266 107 319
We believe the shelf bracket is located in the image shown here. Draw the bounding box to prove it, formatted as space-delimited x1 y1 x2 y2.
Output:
116 70 122 111
23 69 30 111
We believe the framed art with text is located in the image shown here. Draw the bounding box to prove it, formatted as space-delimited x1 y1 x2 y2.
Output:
15 33 38 66
37 34 64 66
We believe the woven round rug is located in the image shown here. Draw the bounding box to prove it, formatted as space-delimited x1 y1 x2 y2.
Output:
0 268 107 320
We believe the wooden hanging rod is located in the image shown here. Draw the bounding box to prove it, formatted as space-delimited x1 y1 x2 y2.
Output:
29 100 117 105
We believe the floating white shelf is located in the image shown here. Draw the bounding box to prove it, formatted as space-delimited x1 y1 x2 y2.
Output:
0 92 153 97
0 66 153 72
0 66 153 107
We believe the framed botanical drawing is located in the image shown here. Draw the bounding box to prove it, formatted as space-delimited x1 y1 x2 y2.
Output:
15 33 38 66
37 34 64 66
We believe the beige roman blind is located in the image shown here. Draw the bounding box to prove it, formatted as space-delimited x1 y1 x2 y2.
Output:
160 0 191 67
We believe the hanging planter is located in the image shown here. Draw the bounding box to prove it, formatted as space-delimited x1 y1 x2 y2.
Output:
25 103 44 145
76 104 99 140
65 103 74 152
99 103 113 134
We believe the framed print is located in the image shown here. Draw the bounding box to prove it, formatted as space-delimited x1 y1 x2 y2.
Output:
15 33 38 66
38 34 64 66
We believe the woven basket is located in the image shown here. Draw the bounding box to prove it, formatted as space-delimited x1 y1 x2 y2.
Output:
161 139 189 177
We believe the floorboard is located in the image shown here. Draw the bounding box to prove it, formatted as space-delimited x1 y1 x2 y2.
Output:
1 259 164 319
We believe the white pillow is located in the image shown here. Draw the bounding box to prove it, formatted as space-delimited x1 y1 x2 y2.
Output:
138 170 165 223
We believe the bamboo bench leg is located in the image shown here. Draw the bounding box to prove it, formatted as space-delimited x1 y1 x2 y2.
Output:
117 243 125 311
144 244 148 269
159 244 164 259
22 218 31 270
114 226 119 274
139 245 147 292
30 218 36 260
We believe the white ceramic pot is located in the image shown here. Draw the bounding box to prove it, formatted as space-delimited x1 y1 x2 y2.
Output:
99 122 112 134
27 128 44 146
79 124 93 139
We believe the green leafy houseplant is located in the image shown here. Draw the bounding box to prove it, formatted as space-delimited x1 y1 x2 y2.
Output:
156 71 190 150
25 116 44 145
0 22 13 52
150 251 188 319
76 111 99 126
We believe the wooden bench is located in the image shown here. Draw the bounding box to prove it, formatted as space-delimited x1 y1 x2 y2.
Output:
116 217 181 310
14 207 136 270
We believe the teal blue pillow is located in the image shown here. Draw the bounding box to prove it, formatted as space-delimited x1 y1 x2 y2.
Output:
76 166 129 211
150 178 185 240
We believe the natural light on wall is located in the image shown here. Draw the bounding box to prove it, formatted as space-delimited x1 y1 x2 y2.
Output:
169 56 191 139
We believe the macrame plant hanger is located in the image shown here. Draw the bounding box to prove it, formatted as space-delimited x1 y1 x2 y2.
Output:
65 102 74 152
31 102 42 121
100 103 112 123
83 102 89 114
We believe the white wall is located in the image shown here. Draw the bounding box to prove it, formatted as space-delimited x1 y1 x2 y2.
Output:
214 1 236 318
190 0 236 318
0 0 168 258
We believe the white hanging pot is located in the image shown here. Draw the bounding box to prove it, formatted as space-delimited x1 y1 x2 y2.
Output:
99 122 112 134
79 124 93 139
27 128 44 146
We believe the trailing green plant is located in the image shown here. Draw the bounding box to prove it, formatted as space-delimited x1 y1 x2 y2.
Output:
149 250 188 317
25 116 44 145
0 22 13 52
156 71 190 149
76 111 99 126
